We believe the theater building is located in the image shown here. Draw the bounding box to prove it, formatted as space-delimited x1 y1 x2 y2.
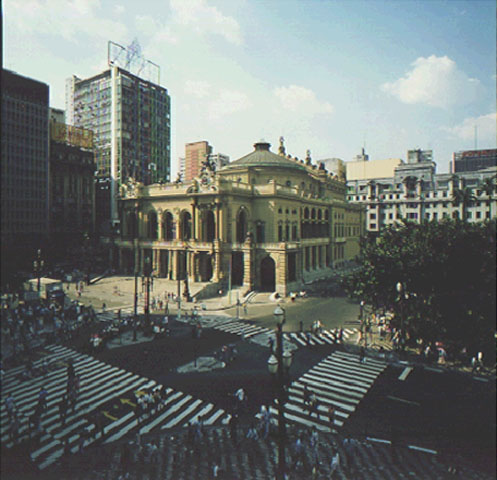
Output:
115 139 364 296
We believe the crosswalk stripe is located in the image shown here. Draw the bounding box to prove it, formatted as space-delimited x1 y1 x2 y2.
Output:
263 350 386 433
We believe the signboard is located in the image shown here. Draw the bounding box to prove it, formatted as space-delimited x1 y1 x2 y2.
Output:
51 122 94 149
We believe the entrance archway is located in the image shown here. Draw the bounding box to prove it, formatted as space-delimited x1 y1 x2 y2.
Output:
231 252 244 286
260 256 276 292
197 253 213 282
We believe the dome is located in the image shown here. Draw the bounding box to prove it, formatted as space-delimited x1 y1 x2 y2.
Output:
221 141 307 172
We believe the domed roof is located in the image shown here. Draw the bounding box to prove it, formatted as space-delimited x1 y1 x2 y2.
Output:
221 141 307 172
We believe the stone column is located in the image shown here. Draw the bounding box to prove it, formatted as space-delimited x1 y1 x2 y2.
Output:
215 201 221 240
212 247 221 282
171 250 178 280
157 212 163 240
276 252 288 296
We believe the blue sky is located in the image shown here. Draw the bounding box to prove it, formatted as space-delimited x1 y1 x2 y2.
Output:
4 0 496 174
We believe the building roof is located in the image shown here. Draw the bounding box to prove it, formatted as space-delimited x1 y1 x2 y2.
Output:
222 141 307 172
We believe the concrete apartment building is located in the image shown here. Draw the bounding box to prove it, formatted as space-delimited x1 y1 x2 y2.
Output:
346 148 497 233
115 139 364 296
184 141 212 181
183 142 230 181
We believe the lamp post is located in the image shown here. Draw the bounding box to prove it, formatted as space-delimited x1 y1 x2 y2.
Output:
33 249 44 292
396 282 409 351
144 256 152 328
268 305 292 480
183 245 191 302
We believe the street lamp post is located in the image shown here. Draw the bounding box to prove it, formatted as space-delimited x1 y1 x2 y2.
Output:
144 256 152 328
268 305 292 480
183 245 191 303
133 267 138 341
396 282 409 351
33 249 44 292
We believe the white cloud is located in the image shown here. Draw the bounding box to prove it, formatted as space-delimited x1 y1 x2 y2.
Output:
170 0 242 45
115 4 125 15
274 85 333 116
442 113 497 143
381 55 481 108
4 0 128 42
208 90 252 120
184 80 211 98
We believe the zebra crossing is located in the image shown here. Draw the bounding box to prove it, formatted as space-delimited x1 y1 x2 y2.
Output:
1 344 230 470
267 350 386 433
202 317 358 350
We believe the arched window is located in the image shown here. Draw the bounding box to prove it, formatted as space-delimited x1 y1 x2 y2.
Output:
180 211 192 240
304 207 310 219
163 211 174 240
311 208 316 219
317 210 322 220
203 210 215 242
147 211 158 239
236 209 248 243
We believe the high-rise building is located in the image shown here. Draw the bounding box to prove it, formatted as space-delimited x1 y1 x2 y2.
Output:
66 65 171 230
184 141 212 181
178 157 186 181
1 70 50 247
451 149 497 173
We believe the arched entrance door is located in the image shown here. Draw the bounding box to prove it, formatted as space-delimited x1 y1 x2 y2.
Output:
231 252 244 286
260 256 276 292
197 253 213 282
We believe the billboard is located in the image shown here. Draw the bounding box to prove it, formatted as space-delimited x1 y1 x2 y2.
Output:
51 122 94 149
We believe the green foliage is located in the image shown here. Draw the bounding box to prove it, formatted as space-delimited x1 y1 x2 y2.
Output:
343 219 496 351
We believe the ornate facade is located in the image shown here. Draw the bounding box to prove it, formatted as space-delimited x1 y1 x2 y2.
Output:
116 140 365 296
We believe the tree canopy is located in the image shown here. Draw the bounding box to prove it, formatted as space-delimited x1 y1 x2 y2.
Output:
343 219 496 352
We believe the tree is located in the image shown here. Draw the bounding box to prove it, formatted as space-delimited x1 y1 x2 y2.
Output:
481 176 497 218
343 219 496 354
452 186 476 221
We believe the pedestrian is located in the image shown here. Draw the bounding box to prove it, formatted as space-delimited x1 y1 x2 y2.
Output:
230 412 239 444
328 404 336 428
330 452 340 478
303 385 311 408
59 396 68 424
5 393 16 420
309 393 318 418
359 346 366 363
268 337 274 353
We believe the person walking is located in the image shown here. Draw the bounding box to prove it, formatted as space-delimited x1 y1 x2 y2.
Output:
330 451 340 478
359 346 366 363
328 404 336 429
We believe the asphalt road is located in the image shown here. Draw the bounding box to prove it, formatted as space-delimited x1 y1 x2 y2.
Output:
342 363 496 475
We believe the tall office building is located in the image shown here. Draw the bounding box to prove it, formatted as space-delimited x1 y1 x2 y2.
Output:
451 149 497 173
184 141 212 181
66 64 171 230
1 70 50 247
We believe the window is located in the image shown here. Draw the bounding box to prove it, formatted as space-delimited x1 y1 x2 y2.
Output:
278 225 283 241
476 211 481 219
369 213 376 219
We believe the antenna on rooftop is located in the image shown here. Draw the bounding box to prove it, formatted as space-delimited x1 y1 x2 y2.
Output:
107 40 161 84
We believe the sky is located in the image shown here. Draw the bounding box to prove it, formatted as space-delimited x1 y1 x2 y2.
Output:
4 0 496 175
